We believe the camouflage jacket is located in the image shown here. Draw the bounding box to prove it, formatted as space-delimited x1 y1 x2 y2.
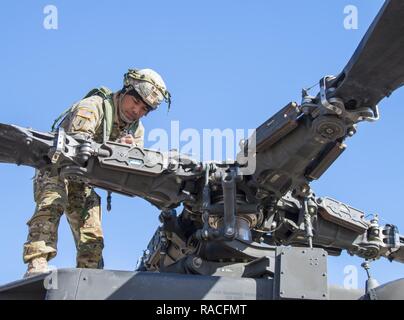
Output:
59 93 145 147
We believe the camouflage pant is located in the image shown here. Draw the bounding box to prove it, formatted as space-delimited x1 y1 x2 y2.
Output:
23 170 104 268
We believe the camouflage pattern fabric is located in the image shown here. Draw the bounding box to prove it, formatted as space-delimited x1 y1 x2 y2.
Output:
23 92 144 268
60 94 145 146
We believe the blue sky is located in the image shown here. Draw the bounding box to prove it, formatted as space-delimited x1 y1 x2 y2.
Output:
0 0 403 291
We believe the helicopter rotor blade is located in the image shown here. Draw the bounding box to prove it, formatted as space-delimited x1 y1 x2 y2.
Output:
332 0 404 110
0 123 53 168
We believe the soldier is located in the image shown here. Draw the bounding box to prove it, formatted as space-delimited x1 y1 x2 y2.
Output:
23 68 171 277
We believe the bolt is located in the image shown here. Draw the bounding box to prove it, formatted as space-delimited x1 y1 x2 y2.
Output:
193 257 203 268
322 273 327 277
226 227 235 236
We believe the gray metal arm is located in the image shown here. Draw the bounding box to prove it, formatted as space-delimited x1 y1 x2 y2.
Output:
268 192 404 264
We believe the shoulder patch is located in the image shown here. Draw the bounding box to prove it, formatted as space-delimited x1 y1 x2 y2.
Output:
76 108 96 120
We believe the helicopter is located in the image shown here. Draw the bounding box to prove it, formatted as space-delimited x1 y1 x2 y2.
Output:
0 0 403 300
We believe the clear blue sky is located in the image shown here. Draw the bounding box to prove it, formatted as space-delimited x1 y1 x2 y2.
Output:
0 0 403 290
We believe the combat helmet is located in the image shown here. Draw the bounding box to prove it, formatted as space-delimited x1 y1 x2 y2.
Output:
123 68 171 111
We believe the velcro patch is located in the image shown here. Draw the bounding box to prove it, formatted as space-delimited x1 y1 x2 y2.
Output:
72 114 95 132
76 108 95 120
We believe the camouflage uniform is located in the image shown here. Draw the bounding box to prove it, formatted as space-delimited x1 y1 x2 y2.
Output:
23 92 144 269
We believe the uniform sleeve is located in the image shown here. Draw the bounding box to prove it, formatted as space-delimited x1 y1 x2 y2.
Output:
62 96 104 138
132 121 145 148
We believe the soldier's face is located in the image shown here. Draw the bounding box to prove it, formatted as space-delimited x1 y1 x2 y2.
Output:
120 94 149 122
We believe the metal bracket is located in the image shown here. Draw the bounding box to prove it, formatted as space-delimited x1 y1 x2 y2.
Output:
221 169 237 239
320 76 380 123
320 76 344 115
358 105 380 122
50 127 66 164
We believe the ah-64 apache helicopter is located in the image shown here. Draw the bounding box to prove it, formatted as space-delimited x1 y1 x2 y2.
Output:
0 0 403 300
